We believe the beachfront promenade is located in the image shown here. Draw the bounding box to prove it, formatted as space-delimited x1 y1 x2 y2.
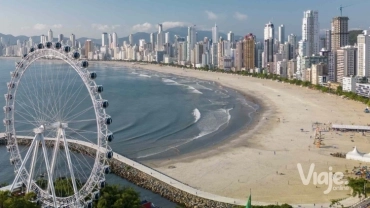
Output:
0 133 364 207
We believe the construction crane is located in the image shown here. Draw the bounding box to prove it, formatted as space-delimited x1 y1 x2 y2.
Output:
339 4 355 16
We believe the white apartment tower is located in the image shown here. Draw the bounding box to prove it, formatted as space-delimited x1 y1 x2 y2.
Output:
70 34 76 48
112 32 118 48
264 22 274 66
357 30 370 77
302 10 319 56
48 29 53 42
165 32 170 44
129 34 133 45
108 34 112 48
158 24 163 33
102 33 108 47
58 34 64 43
187 25 196 61
212 24 218 43
337 45 357 83
157 24 164 51
227 31 235 43
278 25 285 44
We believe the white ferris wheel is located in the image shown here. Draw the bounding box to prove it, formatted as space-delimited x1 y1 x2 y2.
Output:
4 41 114 207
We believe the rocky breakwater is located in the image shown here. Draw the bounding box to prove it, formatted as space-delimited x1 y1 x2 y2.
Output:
7 137 237 208
109 159 236 208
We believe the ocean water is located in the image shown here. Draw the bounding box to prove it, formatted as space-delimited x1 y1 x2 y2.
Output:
0 57 257 206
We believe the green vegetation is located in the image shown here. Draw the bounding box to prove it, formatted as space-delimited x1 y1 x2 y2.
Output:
349 30 363 45
346 177 369 198
0 191 39 208
94 185 141 208
0 182 141 208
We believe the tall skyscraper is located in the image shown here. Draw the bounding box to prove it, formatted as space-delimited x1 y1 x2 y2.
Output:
263 22 274 66
28 37 33 47
108 34 112 48
331 16 349 51
129 34 133 45
288 34 297 59
212 24 218 43
70 34 75 48
336 46 357 83
165 32 170 44
325 30 331 51
58 34 64 43
150 33 155 44
227 31 235 43
102 33 108 47
156 24 164 51
278 25 285 44
158 24 163 33
187 25 196 61
48 29 53 42
243 34 255 70
302 10 319 56
112 32 118 48
357 30 370 77
84 39 92 59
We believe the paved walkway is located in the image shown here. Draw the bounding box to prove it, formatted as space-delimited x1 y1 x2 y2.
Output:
2 133 362 207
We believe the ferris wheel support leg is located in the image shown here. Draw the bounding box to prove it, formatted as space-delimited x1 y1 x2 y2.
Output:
61 128 80 206
40 134 57 208
26 139 40 193
47 129 62 193
10 136 38 192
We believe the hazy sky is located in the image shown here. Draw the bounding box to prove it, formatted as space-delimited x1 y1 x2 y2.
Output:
0 0 369 39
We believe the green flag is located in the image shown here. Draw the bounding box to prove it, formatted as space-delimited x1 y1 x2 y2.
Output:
246 194 251 208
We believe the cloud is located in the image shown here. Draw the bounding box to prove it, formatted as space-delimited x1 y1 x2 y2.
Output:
205 10 218 20
33 23 47 30
131 22 152 32
91 24 110 31
162 21 190 29
52 24 63 29
233 12 247 21
21 26 30 30
112 24 121 29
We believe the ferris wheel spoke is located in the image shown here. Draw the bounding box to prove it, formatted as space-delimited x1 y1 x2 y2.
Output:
66 127 95 144
64 105 94 123
66 128 97 134
16 88 44 121
60 84 88 120
57 67 82 118
15 99 54 122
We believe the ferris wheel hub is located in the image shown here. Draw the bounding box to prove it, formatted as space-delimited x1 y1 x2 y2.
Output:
33 125 45 134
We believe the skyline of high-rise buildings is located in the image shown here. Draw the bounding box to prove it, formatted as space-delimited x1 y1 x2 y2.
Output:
2 8 369 95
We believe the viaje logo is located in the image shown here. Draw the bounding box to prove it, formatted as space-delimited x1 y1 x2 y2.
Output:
297 163 349 194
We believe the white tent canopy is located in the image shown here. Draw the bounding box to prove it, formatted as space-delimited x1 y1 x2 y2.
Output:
346 146 370 162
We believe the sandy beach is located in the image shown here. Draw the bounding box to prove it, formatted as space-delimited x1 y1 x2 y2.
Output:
100 61 370 205
8 55 370 205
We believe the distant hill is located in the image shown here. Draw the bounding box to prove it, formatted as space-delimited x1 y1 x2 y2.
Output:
0 27 245 46
349 30 363 45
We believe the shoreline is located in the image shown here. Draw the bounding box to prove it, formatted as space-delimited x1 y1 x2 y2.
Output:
103 61 369 205
2 57 369 205
103 61 273 165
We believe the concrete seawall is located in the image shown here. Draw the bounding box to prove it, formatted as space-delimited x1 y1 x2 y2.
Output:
2 136 249 208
